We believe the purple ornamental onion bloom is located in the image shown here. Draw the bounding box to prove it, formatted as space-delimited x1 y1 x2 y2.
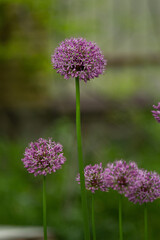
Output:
104 160 139 195
76 163 108 193
22 138 66 177
152 102 160 123
126 169 160 205
52 37 106 82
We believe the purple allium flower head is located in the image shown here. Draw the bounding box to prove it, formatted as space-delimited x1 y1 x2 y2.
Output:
104 160 139 195
76 163 108 193
22 138 66 177
152 102 160 123
52 37 106 82
126 169 160 205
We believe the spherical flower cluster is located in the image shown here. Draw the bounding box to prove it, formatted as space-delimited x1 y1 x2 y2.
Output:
76 163 108 193
52 37 106 82
152 102 160 123
104 160 139 195
76 159 160 204
126 170 160 205
22 138 66 176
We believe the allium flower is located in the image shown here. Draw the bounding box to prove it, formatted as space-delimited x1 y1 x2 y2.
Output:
22 138 66 176
104 160 139 195
76 163 108 193
126 170 160 205
52 37 106 82
152 102 160 123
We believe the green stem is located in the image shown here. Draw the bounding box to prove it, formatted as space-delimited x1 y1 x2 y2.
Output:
92 194 96 240
144 203 148 240
119 194 123 240
75 77 90 240
43 176 47 240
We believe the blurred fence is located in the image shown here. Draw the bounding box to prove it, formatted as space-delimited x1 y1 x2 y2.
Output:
0 0 160 108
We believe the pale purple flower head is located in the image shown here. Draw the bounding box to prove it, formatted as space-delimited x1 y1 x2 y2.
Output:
104 160 139 195
22 138 66 177
152 102 160 123
76 163 108 193
52 37 106 82
126 169 160 205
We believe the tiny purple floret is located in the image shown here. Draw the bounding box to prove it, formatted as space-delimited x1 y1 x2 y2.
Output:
126 169 160 205
104 160 139 195
152 102 160 123
76 163 108 193
52 37 106 82
22 138 66 176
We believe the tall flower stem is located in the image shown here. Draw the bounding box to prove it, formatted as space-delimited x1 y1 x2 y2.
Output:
75 77 90 240
144 203 148 240
119 194 123 240
43 176 47 240
92 194 96 240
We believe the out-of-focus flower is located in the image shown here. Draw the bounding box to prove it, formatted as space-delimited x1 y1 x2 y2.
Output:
152 102 160 123
104 160 139 195
126 169 160 205
22 138 66 176
76 163 108 193
52 37 106 82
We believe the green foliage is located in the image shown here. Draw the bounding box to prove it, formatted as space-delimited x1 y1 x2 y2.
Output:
0 111 160 239
0 0 160 239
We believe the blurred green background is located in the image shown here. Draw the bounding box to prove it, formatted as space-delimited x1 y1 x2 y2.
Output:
0 0 160 239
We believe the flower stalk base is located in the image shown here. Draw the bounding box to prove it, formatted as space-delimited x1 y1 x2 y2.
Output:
92 194 96 240
43 176 47 240
119 195 123 240
75 77 90 240
144 203 148 240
